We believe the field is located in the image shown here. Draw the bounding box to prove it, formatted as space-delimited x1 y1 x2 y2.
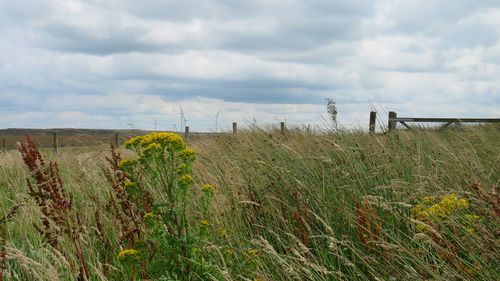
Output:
0 129 153 150
0 125 499 280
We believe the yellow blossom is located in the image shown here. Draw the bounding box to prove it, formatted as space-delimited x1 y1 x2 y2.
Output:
223 248 234 256
124 182 138 191
118 159 137 171
422 196 433 204
413 193 470 223
117 249 138 260
466 227 475 235
178 174 193 187
217 227 228 238
143 212 154 220
440 193 469 210
464 214 481 223
415 223 426 233
124 132 186 152
145 143 162 152
247 249 258 257
199 220 210 229
124 136 143 149
179 148 196 161
139 132 185 151
201 184 215 195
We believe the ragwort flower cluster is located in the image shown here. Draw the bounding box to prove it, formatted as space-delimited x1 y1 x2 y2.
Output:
119 132 218 279
412 193 481 234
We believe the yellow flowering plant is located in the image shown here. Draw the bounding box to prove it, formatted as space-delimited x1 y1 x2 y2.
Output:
117 249 139 260
412 193 482 237
414 194 468 220
120 132 217 279
410 193 487 274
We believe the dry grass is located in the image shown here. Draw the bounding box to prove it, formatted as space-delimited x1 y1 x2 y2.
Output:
0 124 499 280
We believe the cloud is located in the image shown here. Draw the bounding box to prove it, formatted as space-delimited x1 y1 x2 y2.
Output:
0 0 499 130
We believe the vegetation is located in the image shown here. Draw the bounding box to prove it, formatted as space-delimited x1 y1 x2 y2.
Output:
0 125 498 280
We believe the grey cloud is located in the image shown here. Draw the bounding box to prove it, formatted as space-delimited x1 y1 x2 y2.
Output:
383 1 496 33
2 0 375 55
93 0 375 21
40 24 162 55
146 78 331 103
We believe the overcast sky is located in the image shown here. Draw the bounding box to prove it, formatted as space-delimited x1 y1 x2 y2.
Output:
1 0 499 131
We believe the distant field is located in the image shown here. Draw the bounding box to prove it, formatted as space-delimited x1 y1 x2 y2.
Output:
0 128 228 150
0 128 151 150
0 125 498 280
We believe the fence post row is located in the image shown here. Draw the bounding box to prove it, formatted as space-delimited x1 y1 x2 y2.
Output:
233 122 238 134
280 122 286 134
369 111 377 133
114 133 119 147
184 126 190 140
53 132 58 153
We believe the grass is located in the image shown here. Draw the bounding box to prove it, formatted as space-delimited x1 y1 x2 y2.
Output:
0 125 499 280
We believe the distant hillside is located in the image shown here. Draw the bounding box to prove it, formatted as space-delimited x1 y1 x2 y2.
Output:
0 128 149 150
0 128 218 150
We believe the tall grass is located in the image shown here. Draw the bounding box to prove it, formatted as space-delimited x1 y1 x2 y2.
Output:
0 125 498 280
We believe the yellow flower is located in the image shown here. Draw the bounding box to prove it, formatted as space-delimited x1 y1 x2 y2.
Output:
247 249 258 257
145 142 162 152
428 204 449 220
217 227 228 238
440 194 469 210
414 194 470 223
139 132 186 151
118 159 137 171
464 214 481 223
143 212 154 220
178 174 193 187
201 184 215 195
456 198 469 209
415 223 426 233
124 181 138 191
223 248 234 256
422 196 433 204
466 227 475 235
199 220 210 229
124 136 143 149
117 249 138 260
412 204 432 221
179 148 196 161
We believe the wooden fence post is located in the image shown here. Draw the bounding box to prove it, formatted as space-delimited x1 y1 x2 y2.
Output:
53 132 58 153
233 122 237 134
369 111 377 133
184 126 190 140
280 122 286 134
2 138 5 153
388 111 397 131
114 132 119 147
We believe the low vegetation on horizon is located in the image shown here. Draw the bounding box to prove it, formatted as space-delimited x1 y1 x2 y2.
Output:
0 125 498 280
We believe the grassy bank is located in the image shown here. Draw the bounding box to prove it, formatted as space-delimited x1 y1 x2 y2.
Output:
0 125 498 280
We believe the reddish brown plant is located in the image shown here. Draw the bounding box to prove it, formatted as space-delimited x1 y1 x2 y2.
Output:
103 145 149 246
354 198 381 247
18 136 90 280
293 191 311 248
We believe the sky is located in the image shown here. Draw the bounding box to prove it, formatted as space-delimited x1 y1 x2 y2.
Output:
1 0 499 131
